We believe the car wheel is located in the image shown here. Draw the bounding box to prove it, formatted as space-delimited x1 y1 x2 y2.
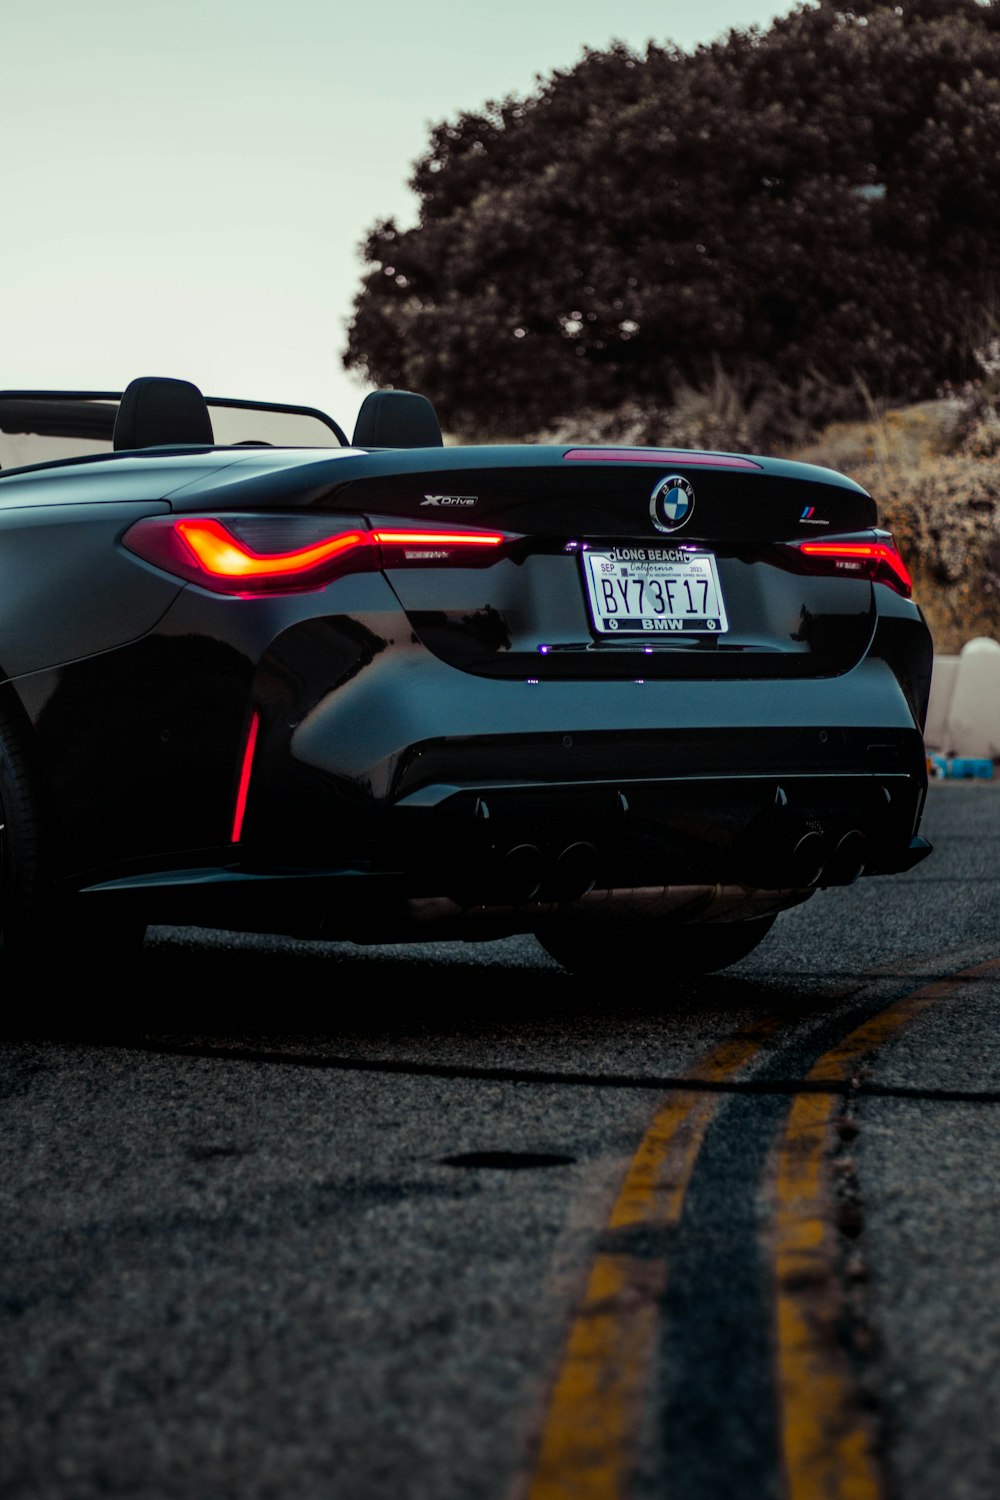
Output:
534 912 778 977
0 708 146 962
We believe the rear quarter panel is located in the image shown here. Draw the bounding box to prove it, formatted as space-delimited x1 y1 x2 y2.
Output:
0 502 180 680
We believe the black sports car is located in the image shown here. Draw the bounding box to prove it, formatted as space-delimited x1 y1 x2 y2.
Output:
0 376 932 973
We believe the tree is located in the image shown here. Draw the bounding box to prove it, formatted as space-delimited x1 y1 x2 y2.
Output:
343 1 1000 439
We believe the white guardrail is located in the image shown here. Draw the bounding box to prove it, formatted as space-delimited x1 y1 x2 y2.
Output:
924 637 1000 778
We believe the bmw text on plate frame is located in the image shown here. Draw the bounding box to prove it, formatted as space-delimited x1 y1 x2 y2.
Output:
0 378 932 977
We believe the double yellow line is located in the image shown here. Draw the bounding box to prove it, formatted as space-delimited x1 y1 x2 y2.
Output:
522 959 1000 1500
524 1019 781 1499
774 959 1000 1500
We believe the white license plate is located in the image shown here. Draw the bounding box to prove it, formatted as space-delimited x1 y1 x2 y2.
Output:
582 546 728 635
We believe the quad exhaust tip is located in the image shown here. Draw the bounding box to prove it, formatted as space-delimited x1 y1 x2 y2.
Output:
465 816 869 911
467 840 601 907
738 820 870 889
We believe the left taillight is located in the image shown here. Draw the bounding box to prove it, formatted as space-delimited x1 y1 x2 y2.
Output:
122 515 511 596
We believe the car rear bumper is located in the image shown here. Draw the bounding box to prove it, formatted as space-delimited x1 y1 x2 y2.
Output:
74 829 931 942
22 583 930 896
241 646 929 900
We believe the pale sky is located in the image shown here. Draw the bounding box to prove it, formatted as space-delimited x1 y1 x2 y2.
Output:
1 0 801 436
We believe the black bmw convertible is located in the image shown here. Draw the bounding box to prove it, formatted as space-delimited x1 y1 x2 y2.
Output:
0 376 932 973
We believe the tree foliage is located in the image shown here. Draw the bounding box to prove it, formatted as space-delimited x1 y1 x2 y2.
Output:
344 1 1000 439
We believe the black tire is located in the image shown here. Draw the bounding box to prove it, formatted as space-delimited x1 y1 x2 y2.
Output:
0 707 146 961
535 912 778 978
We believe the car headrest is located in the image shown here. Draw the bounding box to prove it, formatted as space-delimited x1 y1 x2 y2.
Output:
113 376 214 451
352 390 443 448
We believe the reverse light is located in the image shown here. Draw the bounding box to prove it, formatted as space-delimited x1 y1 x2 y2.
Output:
123 516 510 595
787 537 913 598
374 528 505 566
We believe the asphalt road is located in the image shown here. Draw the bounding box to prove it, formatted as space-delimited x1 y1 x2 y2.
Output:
2 781 998 1500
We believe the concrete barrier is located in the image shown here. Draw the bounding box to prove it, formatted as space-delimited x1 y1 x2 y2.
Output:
925 637 1000 762
925 654 959 751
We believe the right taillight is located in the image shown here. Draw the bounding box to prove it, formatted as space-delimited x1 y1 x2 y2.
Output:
784 536 913 598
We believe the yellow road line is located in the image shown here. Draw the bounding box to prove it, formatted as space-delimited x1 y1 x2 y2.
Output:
772 959 1000 1500
524 1019 784 1500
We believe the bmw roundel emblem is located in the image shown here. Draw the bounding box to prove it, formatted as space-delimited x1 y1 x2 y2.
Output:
650 475 695 534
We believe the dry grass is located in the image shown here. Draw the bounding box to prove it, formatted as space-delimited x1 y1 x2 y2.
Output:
789 398 964 476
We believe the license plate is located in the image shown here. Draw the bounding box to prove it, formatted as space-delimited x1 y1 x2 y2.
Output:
582 546 728 635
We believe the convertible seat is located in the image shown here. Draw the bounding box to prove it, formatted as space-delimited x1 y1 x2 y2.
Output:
113 376 214 450
352 390 443 448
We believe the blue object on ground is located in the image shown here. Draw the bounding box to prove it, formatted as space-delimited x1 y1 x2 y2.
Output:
948 758 995 779
926 754 994 779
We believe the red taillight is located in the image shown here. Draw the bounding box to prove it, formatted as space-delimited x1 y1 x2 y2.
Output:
123 516 510 595
177 519 371 583
787 538 913 598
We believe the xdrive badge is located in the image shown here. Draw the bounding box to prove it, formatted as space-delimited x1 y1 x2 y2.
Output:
650 475 695 534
